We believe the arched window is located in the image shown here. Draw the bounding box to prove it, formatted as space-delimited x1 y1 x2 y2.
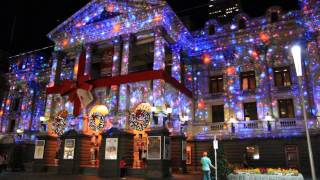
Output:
238 18 246 29
271 12 279 23
208 24 215 35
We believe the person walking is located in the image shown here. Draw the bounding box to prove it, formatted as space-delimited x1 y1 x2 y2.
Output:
201 152 216 180
119 158 127 179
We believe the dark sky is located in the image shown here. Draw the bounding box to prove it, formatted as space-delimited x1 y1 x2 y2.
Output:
0 0 299 55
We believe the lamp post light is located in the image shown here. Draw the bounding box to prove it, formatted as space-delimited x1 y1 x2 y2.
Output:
291 44 317 180
16 128 24 139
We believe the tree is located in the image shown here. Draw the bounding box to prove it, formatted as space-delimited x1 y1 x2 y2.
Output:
208 145 233 180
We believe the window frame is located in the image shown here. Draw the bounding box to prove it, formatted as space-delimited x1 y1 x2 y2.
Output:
243 102 258 120
240 71 256 91
278 99 295 118
212 105 225 123
209 75 224 94
274 66 292 87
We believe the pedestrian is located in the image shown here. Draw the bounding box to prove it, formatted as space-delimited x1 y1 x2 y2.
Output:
142 150 147 168
200 152 216 180
119 157 127 179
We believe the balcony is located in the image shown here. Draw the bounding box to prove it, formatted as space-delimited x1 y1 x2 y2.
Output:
190 118 320 140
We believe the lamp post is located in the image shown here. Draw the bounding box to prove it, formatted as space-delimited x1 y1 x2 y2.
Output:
291 45 317 180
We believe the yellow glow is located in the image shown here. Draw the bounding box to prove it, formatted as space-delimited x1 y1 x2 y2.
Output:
89 105 109 116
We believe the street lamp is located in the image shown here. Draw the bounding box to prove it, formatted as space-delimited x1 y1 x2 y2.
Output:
291 44 317 180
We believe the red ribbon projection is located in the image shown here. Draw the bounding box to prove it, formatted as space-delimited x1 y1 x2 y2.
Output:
47 50 93 116
47 50 193 116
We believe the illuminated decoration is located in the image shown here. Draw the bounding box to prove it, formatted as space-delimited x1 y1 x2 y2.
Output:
202 54 211 64
129 103 152 131
2 0 320 142
88 105 109 131
46 50 93 116
52 110 68 136
89 112 105 131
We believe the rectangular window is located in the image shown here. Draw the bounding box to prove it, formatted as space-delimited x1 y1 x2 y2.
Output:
241 71 256 90
212 105 224 123
274 67 291 87
246 145 260 160
165 45 172 76
129 34 154 73
243 102 258 120
209 75 223 93
91 46 114 79
278 99 295 118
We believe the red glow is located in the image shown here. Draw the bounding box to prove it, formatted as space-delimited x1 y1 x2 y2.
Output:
62 39 69 46
251 50 259 58
107 4 114 12
226 66 236 75
259 32 269 42
153 15 162 22
113 23 121 32
6 99 10 105
198 99 205 109
202 54 211 64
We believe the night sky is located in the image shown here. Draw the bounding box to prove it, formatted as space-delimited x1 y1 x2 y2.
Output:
0 0 299 55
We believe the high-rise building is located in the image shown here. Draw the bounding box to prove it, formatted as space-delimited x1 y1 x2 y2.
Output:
209 0 241 23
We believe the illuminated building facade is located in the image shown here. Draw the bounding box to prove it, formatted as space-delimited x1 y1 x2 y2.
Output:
0 0 320 177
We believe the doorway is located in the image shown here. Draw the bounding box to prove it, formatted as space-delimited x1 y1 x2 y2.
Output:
285 145 300 169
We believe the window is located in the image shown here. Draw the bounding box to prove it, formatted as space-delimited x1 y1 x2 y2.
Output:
271 12 279 23
212 105 224 123
209 75 223 93
91 46 114 79
165 45 172 75
208 24 215 35
246 145 260 160
129 34 154 73
243 102 258 120
238 18 246 29
241 71 256 90
11 98 21 111
274 67 291 87
278 99 295 118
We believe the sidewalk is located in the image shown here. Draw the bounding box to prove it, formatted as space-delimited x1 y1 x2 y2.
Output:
0 172 202 180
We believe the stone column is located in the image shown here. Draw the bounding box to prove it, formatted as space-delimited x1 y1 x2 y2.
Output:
118 35 131 128
153 27 166 108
